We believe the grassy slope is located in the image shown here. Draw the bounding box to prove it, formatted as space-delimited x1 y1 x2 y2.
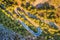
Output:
0 0 60 40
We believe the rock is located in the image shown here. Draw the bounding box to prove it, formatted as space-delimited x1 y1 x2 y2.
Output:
0 24 25 40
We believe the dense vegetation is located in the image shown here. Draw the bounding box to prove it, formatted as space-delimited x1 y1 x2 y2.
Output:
0 0 60 40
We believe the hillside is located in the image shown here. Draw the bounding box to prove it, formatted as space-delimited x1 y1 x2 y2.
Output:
0 0 60 40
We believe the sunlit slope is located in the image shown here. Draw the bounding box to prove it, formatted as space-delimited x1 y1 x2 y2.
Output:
0 0 60 40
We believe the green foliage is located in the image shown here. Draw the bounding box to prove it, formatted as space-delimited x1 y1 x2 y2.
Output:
0 0 60 40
